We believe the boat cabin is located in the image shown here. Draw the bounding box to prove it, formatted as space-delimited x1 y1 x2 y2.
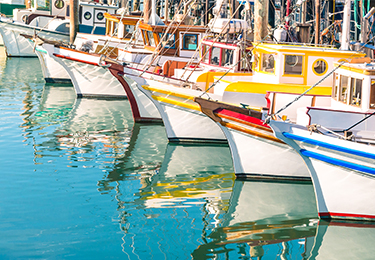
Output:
200 39 252 72
331 59 375 112
251 43 365 86
14 1 118 34
137 20 207 58
297 59 375 134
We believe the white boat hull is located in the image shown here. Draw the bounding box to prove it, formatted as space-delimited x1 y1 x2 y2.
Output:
109 65 162 122
35 45 71 84
52 48 127 98
0 19 69 57
133 77 227 143
271 120 375 221
221 125 310 179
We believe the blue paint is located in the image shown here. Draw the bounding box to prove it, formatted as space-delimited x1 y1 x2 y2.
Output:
283 132 375 160
300 149 375 175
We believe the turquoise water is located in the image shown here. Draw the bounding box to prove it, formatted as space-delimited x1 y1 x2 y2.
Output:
1 48 375 259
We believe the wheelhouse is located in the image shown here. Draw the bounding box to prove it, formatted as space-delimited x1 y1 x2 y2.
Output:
137 20 206 58
200 39 252 72
251 43 365 86
332 59 375 112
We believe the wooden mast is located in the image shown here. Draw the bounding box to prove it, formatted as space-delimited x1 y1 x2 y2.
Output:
143 0 151 23
254 0 269 42
69 0 79 44
341 0 351 50
315 0 320 44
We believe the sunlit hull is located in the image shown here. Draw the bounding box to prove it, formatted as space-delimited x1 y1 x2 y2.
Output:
271 120 375 221
0 18 69 57
35 45 71 84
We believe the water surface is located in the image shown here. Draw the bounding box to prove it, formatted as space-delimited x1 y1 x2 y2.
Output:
1 47 375 259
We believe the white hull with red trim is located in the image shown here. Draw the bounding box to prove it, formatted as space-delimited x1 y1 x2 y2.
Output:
0 18 70 57
52 47 127 98
199 105 310 179
220 124 310 179
271 120 375 221
114 68 162 122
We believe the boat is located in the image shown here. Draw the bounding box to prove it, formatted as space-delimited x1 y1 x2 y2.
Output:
117 41 362 149
270 58 375 221
30 12 141 85
0 0 118 57
30 2 207 97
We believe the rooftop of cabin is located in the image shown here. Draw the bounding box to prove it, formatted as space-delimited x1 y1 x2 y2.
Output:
253 42 365 55
335 59 375 75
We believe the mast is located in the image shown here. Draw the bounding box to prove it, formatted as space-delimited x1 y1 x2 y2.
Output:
144 0 151 23
254 0 269 42
164 0 169 21
341 0 351 50
315 0 320 44
69 0 79 44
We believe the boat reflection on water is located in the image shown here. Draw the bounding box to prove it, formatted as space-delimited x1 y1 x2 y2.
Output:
35 85 76 122
104 138 235 258
193 179 319 259
307 220 375 259
98 123 168 192
57 98 134 149
141 143 234 211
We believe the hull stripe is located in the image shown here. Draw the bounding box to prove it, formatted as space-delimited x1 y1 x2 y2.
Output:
53 54 99 66
300 149 375 175
283 132 375 160
320 212 375 220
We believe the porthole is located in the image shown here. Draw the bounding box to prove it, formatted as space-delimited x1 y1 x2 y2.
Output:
54 0 64 9
313 59 328 75
97 12 104 20
84 11 92 20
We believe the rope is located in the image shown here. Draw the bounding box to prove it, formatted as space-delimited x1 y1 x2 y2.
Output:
182 2 244 82
344 110 375 131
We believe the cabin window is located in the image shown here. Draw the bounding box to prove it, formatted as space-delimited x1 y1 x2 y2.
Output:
313 59 328 75
182 34 198 50
253 53 259 70
210 47 221 65
284 55 303 75
261 53 275 73
240 51 252 72
84 11 92 20
159 33 176 49
202 44 210 63
339 75 349 103
332 73 339 99
370 80 375 109
141 30 148 45
96 12 104 21
54 0 64 9
147 31 156 46
222 49 234 67
350 78 362 106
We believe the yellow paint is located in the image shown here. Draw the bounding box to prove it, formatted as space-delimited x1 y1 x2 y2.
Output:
196 72 250 90
152 95 201 111
143 85 196 100
253 43 366 59
224 82 332 95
